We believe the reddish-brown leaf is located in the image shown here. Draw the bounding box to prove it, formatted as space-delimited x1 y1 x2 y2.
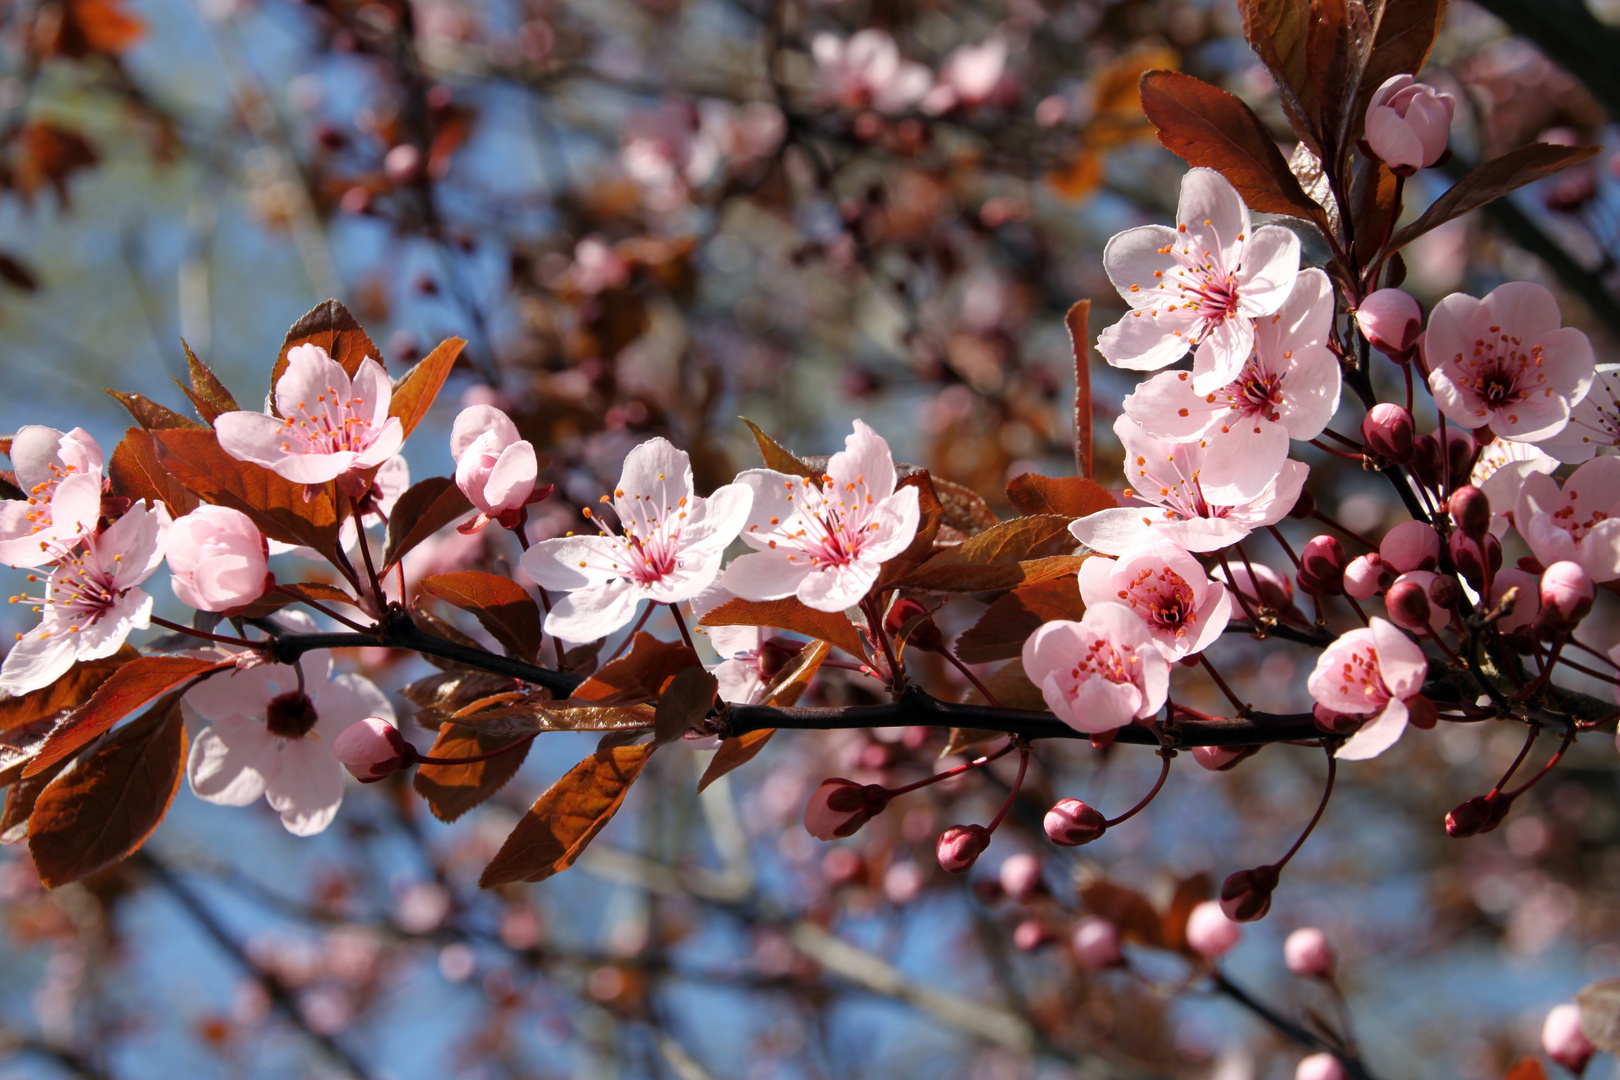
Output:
106 390 205 432
899 515 1084 592
419 572 543 663
1351 0 1448 143
1080 880 1166 948
0 647 136 736
13 124 98 206
1 757 70 844
1160 872 1213 953
699 597 866 659
1005 474 1117 518
62 0 146 55
382 477 474 569
653 667 719 745
955 574 1088 664
27 693 185 888
1350 158 1399 268
24 657 230 778
151 428 343 561
271 300 384 393
1139 70 1331 230
1387 143 1602 253
107 428 199 517
389 338 465 440
1503 1060 1547 1080
929 477 999 537
739 418 815 478
1067 301 1093 480
571 634 701 705
414 727 533 824
961 657 1047 711
479 744 654 887
1238 0 1316 152
876 474 945 590
178 340 240 424
697 639 830 791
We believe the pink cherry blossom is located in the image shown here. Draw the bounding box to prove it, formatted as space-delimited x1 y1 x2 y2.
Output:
1364 75 1455 172
1471 437 1558 537
921 38 1007 113
1542 1004 1596 1075
168 505 270 613
812 30 932 114
215 343 404 497
331 716 414 782
1424 282 1595 442
1077 542 1231 660
1069 415 1307 555
1306 618 1429 761
0 425 105 569
1295 1054 1346 1080
1122 268 1339 499
1514 457 1620 581
450 405 546 532
689 585 770 704
1537 362 1620 463
1355 288 1423 359
1021 604 1170 735
1097 167 1301 386
1 500 170 697
522 438 751 642
184 616 395 836
724 421 920 613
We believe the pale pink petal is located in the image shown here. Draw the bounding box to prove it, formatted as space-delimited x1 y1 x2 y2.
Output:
521 535 634 590
1275 346 1342 439
1369 617 1428 697
679 482 752 552
857 485 921 562
275 344 350 420
0 631 78 697
1255 268 1334 352
1481 281 1564 339
544 578 641 642
1103 225 1183 310
1122 372 1212 438
264 740 346 836
451 404 520 459
351 418 404 470
1198 424 1290 504
614 438 695 526
8 426 71 490
641 549 725 605
483 440 539 510
1190 313 1255 394
1535 326 1597 400
1069 507 1162 555
1523 512 1581 570
1366 106 1422 168
1233 226 1301 316
828 419 899 500
796 558 879 612
1336 698 1409 761
1492 394 1571 444
350 357 392 428
313 672 396 742
1183 584 1233 655
1067 673 1143 733
1176 167 1249 272
75 590 151 660
1077 555 1116 607
1577 518 1620 581
1098 305 1200 371
187 717 276 806
723 548 815 601
735 469 804 543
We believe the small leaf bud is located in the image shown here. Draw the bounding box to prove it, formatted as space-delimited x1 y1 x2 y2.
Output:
331 717 416 782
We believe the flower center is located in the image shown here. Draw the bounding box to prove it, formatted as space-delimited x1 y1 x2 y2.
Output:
1453 328 1546 418
265 691 320 739
778 473 880 569
1333 648 1389 710
1070 637 1140 686
1550 491 1611 544
579 485 691 587
277 384 376 458
1120 566 1197 638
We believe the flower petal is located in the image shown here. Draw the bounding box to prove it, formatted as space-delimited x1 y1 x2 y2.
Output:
187 717 275 806
544 579 642 642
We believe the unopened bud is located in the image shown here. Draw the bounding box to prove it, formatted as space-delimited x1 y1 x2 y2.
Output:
1219 864 1280 923
1296 1053 1347 1080
1283 927 1336 978
1356 289 1422 360
1191 744 1259 771
1343 553 1393 600
1361 403 1415 463
1385 574 1436 634
1406 694 1439 730
1186 899 1244 957
1381 520 1440 573
1448 485 1492 536
1297 535 1348 596
804 778 890 841
1446 429 1479 491
1013 919 1055 951
937 824 991 873
1072 916 1126 969
758 636 804 679
331 717 415 782
1537 561 1595 635
1448 529 1500 592
885 597 944 653
998 854 1045 902
1409 433 1444 490
1543 1003 1597 1075
1044 798 1107 846
1446 794 1512 837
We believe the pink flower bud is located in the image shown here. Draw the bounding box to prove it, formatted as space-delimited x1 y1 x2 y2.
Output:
1356 289 1422 359
998 854 1045 902
1219 864 1280 923
1448 485 1492 536
450 405 548 531
1410 433 1445 490
1072 916 1126 969
1044 798 1107 846
1543 1003 1596 1075
1385 574 1436 634
1298 535 1348 596
1446 429 1479 490
1538 561 1595 635
1012 919 1054 951
885 597 944 653
1186 899 1243 958
167 505 271 613
1296 1053 1347 1080
1365 75 1455 172
804 778 890 841
1192 744 1258 771
1381 520 1441 574
1283 927 1335 978
1491 569 1541 633
1448 529 1500 593
937 824 991 873
1344 554 1393 600
384 143 424 184
1361 403 1415 463
331 717 415 782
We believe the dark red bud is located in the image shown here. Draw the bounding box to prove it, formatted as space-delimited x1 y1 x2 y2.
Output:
1448 530 1501 592
1446 430 1478 490
1385 578 1433 634
1362 403 1415 463
937 824 991 873
1219 864 1280 923
1428 574 1462 613
1298 535 1349 596
1448 485 1492 536
759 636 805 680
1409 434 1444 491
1446 794 1513 838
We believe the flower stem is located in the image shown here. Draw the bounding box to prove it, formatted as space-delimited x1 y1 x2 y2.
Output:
1105 750 1172 827
984 746 1030 835
884 739 1017 798
668 603 697 652
1274 748 1336 870
1504 726 1577 800
272 585 373 633
942 649 1001 706
149 615 258 649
